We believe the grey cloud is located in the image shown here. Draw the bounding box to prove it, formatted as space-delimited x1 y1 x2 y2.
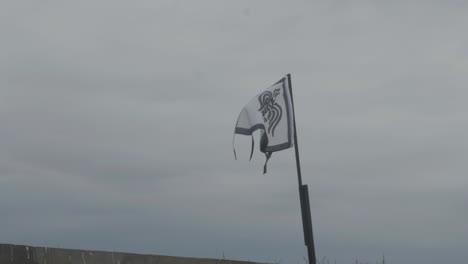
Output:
1 1 468 264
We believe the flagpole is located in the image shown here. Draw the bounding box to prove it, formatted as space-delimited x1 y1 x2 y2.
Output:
287 74 316 264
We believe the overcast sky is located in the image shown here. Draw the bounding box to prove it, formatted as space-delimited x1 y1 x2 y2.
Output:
1 1 468 263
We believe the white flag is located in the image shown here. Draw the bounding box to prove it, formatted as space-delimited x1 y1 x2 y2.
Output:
234 74 295 173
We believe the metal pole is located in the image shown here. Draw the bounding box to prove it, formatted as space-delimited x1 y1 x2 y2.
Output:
287 74 316 264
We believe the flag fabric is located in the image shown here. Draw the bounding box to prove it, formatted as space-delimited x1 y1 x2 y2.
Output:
233 74 295 173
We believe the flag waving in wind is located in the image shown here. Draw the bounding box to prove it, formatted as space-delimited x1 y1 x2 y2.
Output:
233 74 317 264
233 74 295 173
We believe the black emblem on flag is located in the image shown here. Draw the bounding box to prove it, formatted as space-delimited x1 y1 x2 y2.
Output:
258 88 282 136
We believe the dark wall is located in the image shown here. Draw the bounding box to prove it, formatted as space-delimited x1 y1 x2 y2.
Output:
0 244 260 264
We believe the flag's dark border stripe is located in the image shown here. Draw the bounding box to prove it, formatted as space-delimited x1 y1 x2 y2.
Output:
234 76 293 152
264 141 292 152
235 124 265 135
